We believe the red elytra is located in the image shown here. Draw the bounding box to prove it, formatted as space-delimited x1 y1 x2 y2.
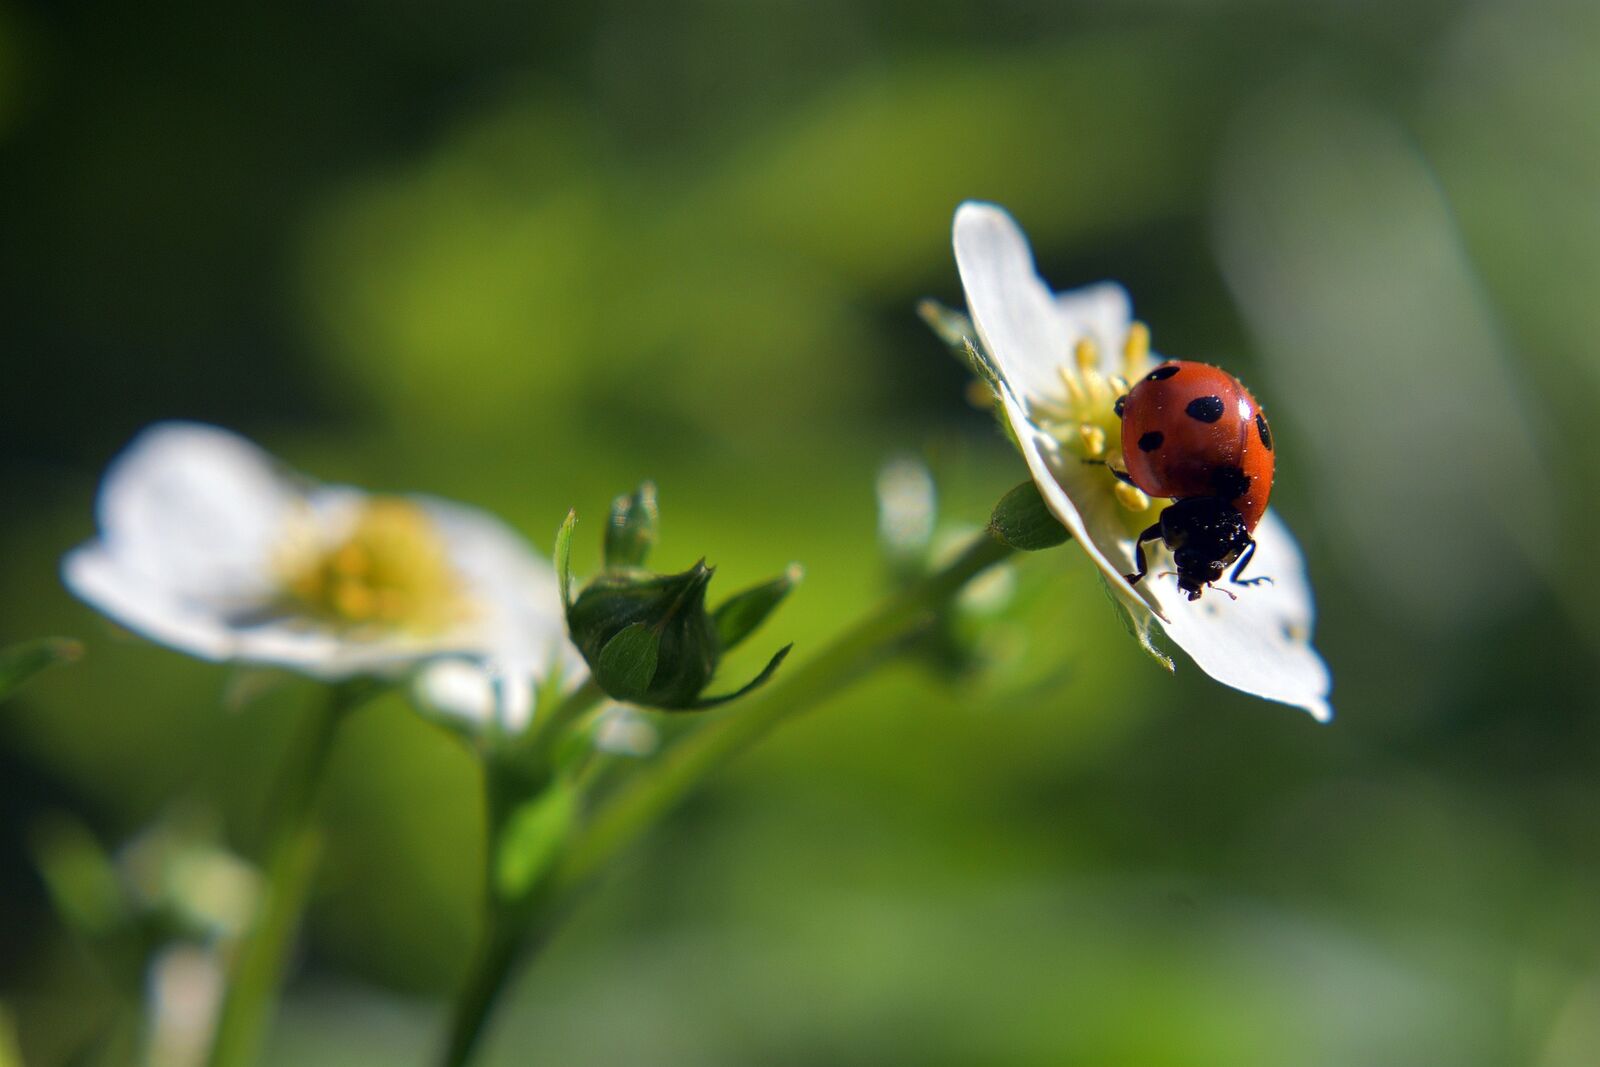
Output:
1118 359 1274 531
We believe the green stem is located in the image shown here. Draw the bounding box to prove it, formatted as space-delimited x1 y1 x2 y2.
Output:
554 531 1013 892
515 676 604 774
206 681 368 1067
434 531 1014 1067
438 912 523 1067
437 678 607 1067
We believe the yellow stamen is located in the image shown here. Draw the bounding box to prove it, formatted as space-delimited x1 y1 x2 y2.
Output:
1057 365 1085 407
1123 321 1150 376
1115 481 1151 512
1074 337 1099 373
1078 424 1106 458
283 498 461 632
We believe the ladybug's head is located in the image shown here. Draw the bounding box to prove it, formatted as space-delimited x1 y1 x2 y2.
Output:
1171 549 1226 600
1158 496 1253 601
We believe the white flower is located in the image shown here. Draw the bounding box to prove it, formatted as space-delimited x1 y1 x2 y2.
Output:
945 202 1332 721
63 422 583 721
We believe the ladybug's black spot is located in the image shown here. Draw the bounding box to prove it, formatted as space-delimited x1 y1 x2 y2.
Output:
1211 464 1250 501
1185 395 1225 423
1255 411 1273 451
1113 395 1126 418
1146 364 1181 382
1137 430 1164 452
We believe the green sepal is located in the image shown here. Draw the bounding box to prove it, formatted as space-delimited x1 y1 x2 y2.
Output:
988 481 1070 551
916 300 1003 394
494 782 577 903
916 299 974 351
595 622 660 702
689 643 793 709
0 638 81 703
604 482 659 569
713 564 802 652
554 509 577 610
1100 576 1174 672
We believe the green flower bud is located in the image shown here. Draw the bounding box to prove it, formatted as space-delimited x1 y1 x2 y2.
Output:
568 562 719 709
604 481 659 569
557 490 794 711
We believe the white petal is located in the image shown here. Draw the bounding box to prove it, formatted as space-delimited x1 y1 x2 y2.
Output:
216 622 438 680
1053 281 1134 376
953 202 1076 405
593 704 659 757
999 385 1158 613
1146 509 1333 721
62 545 243 662
421 497 586 683
88 422 300 609
412 657 536 732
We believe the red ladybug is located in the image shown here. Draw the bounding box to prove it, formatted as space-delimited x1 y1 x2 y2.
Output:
1112 360 1275 600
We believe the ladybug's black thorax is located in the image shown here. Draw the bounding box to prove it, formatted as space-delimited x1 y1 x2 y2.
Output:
1159 496 1252 600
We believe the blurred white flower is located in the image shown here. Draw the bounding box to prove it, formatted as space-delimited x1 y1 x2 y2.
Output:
592 703 659 758
63 423 583 714
146 944 224 1067
944 202 1331 721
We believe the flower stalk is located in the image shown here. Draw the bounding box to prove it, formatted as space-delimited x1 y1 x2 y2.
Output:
205 680 374 1067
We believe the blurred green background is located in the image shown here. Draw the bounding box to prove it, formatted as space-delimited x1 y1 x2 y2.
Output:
4 0 1600 1063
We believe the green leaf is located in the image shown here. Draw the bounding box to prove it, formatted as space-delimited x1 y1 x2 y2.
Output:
604 481 659 569
595 622 660 702
988 481 1070 551
553 509 577 609
0 639 81 703
692 643 793 709
713 564 802 651
494 784 577 903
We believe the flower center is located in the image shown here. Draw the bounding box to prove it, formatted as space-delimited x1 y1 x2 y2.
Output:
1030 321 1162 522
282 498 462 632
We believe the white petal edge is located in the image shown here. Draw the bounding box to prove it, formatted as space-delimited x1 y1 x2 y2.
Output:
88 422 300 609
997 384 1161 614
62 545 244 663
953 201 1077 406
1148 509 1332 722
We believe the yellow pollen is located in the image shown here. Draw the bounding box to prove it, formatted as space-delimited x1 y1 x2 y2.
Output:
1123 321 1150 376
1074 337 1099 373
1115 480 1151 512
283 498 461 632
1078 423 1107 458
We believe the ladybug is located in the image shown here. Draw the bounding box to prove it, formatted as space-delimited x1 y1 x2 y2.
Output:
1111 359 1275 601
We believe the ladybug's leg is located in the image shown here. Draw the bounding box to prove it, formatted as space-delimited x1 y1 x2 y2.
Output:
1228 537 1274 587
1124 522 1163 586
1079 458 1137 486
